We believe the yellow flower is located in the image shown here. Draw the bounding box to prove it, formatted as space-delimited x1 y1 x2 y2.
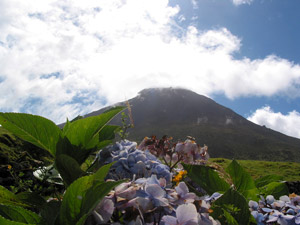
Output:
173 170 187 185
7 165 12 170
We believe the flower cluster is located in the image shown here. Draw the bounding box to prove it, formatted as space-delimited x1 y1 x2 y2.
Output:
138 136 209 171
95 140 172 182
90 174 220 225
249 194 300 225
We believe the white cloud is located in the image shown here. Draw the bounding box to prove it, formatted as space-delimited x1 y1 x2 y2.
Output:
231 0 253 6
247 106 300 139
191 0 198 9
0 0 300 123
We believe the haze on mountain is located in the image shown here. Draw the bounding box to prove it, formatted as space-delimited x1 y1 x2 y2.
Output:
84 87 300 162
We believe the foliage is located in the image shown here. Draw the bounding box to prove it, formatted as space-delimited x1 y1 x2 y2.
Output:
184 159 289 224
0 109 298 225
0 108 125 225
210 158 300 182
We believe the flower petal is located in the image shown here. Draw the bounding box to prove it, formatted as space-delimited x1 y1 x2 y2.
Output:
176 203 198 224
162 215 178 225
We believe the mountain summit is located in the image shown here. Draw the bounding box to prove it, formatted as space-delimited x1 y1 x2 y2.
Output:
86 88 300 162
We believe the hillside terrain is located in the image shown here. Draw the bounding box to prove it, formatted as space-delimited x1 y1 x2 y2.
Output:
85 88 300 162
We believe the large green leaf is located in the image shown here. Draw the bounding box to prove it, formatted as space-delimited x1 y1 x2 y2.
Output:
60 176 122 225
93 162 115 182
259 182 289 199
55 154 85 186
0 113 61 156
211 188 251 225
60 163 123 225
0 215 30 225
255 175 284 188
62 107 124 151
40 201 61 225
60 175 94 225
226 160 258 201
0 186 30 208
0 204 42 224
78 180 123 225
16 192 46 208
222 209 239 225
183 164 229 195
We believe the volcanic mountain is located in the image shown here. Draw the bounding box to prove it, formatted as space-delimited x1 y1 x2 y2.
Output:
85 88 300 162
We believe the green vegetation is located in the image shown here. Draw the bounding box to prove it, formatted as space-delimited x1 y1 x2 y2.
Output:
0 109 299 224
0 109 125 225
210 158 300 182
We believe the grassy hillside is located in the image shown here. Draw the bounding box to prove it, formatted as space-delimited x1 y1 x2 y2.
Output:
210 158 300 182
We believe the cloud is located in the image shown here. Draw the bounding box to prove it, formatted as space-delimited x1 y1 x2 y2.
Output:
0 0 300 123
247 106 300 139
191 0 198 9
231 0 253 6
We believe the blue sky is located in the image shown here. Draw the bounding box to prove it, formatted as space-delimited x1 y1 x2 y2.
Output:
0 0 300 138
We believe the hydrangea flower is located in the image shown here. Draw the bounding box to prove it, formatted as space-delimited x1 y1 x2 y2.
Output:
249 194 300 225
95 140 172 182
162 203 199 225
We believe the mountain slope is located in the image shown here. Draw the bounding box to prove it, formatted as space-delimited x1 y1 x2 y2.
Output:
85 88 300 162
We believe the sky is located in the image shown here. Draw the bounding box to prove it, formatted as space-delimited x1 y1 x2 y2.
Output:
1 0 300 139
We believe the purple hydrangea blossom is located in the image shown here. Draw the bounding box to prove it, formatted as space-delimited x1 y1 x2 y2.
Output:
162 203 199 225
249 194 300 225
96 140 172 182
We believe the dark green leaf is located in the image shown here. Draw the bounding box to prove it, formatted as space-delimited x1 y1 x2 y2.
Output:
55 154 85 186
98 125 118 144
0 113 61 156
60 175 94 225
211 188 251 225
93 162 115 182
40 201 61 225
0 215 29 225
16 192 46 208
222 209 239 225
0 186 29 207
183 164 229 195
60 163 123 225
55 136 88 165
78 180 124 225
226 160 258 201
259 182 289 199
255 175 284 188
0 204 42 224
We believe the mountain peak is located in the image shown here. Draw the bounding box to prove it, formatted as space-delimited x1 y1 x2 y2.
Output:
84 87 300 162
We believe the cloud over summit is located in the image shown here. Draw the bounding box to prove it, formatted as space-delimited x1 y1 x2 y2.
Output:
1 0 300 124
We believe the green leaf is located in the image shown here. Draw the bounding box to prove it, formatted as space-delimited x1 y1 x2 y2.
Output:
62 107 124 151
0 113 61 156
183 164 230 195
0 215 30 225
259 182 289 199
40 201 61 225
55 154 85 186
222 209 239 225
78 180 124 225
60 175 94 225
255 175 284 188
16 192 46 208
0 186 30 208
0 204 42 224
60 171 123 225
211 188 251 225
93 162 115 182
226 160 258 201
55 136 87 165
